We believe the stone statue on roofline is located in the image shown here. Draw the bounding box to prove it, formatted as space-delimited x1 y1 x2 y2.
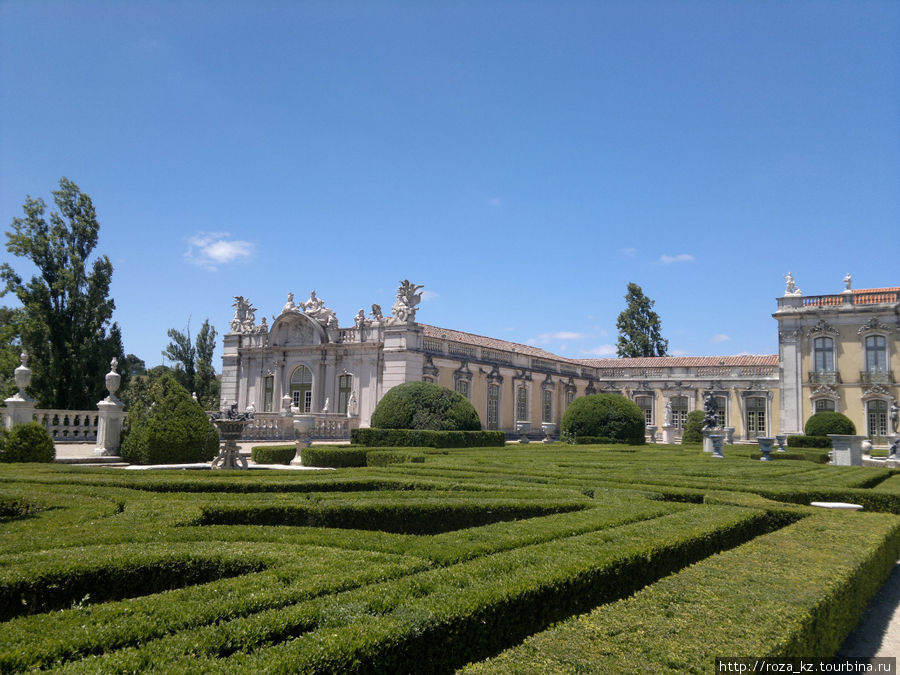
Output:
784 272 801 297
371 304 383 321
389 280 424 325
843 273 852 293
300 290 338 327
230 296 257 333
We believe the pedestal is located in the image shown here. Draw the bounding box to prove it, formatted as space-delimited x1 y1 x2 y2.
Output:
828 434 863 466
702 428 722 453
291 414 315 465
516 421 531 444
710 434 725 458
210 419 249 470
2 395 35 430
723 427 735 445
661 425 676 444
94 398 126 456
757 437 775 461
646 425 657 443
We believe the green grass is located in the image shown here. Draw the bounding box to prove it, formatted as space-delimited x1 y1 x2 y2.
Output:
0 443 897 672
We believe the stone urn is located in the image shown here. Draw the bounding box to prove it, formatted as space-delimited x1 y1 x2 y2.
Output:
709 434 725 459
516 421 531 444
541 422 556 444
209 406 252 470
291 414 316 465
646 425 657 443
860 439 873 455
775 435 787 453
757 437 775 462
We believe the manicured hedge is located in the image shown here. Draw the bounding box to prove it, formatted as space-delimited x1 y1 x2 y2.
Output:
787 434 832 448
0 422 55 463
352 428 505 448
572 436 633 446
366 450 426 467
561 394 645 445
465 511 900 673
300 446 368 467
804 411 855 436
681 409 705 444
370 381 482 431
250 445 296 465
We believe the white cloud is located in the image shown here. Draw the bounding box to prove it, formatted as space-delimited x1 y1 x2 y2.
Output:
420 290 439 301
660 253 695 264
186 232 254 270
581 344 617 356
711 333 731 343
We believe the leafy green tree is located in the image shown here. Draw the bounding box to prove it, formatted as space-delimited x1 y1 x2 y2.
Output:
163 318 219 409
615 283 669 358
124 354 147 377
0 178 126 409
0 306 24 400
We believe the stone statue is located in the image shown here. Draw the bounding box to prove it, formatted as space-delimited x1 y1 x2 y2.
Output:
891 401 899 434
347 390 358 417
230 296 257 333
322 397 329 413
282 292 298 313
843 273 852 292
889 437 900 460
354 309 366 328
784 272 801 296
253 316 268 334
664 400 673 426
301 290 337 327
390 280 424 324
371 304 383 320
327 314 339 330
702 392 719 430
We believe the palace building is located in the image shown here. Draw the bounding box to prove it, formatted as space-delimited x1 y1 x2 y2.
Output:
220 277 898 441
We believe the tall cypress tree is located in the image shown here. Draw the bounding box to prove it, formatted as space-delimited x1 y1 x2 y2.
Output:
163 318 220 409
615 283 669 358
0 178 126 409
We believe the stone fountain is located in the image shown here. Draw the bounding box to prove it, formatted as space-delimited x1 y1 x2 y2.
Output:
209 403 253 470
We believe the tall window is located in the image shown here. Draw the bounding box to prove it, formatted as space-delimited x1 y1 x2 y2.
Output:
290 365 313 413
865 335 887 372
714 396 727 428
868 400 888 437
263 375 274 412
746 397 767 436
337 374 352 414
671 397 688 429
564 389 575 410
542 389 553 423
516 386 528 421
487 383 500 430
635 396 654 425
815 399 836 412
813 337 834 372
455 378 470 399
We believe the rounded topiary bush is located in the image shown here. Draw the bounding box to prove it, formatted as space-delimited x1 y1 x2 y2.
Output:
681 409 705 444
370 381 481 431
0 422 55 463
804 411 856 437
120 373 219 465
560 394 645 445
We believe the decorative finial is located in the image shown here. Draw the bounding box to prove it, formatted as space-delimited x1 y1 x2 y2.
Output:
110 357 118 372
19 351 27 367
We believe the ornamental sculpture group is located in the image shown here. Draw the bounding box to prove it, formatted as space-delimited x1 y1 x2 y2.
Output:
229 279 425 336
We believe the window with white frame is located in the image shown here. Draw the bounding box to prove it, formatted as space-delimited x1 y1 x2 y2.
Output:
455 378 470 399
670 396 688 429
635 396 654 425
564 389 575 410
714 395 727 428
487 383 500 430
815 399 836 412
337 374 352 414
263 375 274 412
516 386 528 421
290 365 313 413
865 335 887 372
541 389 553 423
868 400 888 437
813 337 834 372
746 396 767 436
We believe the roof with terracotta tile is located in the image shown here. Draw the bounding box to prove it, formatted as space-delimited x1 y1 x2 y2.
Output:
420 324 777 368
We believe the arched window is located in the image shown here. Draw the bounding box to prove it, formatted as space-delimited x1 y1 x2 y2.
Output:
541 389 553 423
865 335 887 372
815 399 836 412
813 337 834 372
263 375 274 412
868 400 888 437
290 365 313 413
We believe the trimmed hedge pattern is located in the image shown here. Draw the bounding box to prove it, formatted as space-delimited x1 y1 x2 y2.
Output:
787 434 833 448
352 428 505 448
0 422 55 463
300 446 369 467
804 411 856 436
561 394 645 445
370 381 482 430
250 445 296 465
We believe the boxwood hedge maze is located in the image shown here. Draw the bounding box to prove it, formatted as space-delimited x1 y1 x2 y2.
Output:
1 444 898 673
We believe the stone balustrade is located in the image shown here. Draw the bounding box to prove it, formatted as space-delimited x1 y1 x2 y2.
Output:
240 412 359 441
34 410 103 443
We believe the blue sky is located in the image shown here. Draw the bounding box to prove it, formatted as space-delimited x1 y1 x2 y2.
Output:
1 1 898 369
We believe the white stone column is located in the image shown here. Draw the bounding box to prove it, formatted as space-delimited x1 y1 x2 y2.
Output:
94 358 126 457
3 352 36 429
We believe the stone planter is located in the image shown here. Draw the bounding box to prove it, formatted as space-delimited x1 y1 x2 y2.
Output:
516 421 531 444
723 427 735 444
541 422 556 444
757 437 775 461
210 418 249 470
291 414 316 465
646 425 657 443
828 435 864 466
709 434 725 459
775 435 787 453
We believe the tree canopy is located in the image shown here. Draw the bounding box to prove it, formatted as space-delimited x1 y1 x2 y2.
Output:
163 318 219 409
0 178 126 409
615 283 668 358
